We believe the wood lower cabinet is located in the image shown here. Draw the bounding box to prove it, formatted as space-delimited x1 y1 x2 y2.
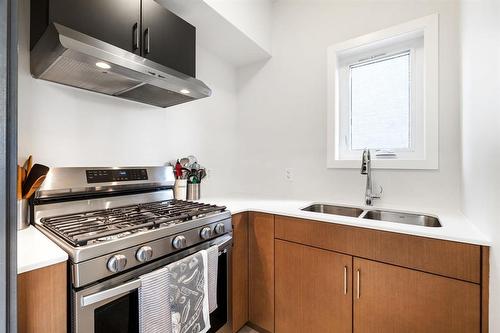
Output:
275 240 352 333
232 212 249 333
248 212 275 332
18 262 67 333
232 212 488 333
353 258 481 333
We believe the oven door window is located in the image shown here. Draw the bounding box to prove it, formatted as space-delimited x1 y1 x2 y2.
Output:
94 291 139 333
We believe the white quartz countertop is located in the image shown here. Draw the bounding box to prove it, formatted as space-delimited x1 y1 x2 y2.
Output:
17 196 490 274
201 197 491 246
17 226 68 274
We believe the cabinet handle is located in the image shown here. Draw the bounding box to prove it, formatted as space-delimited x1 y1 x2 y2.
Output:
132 23 139 50
343 266 348 295
144 28 151 54
356 269 361 299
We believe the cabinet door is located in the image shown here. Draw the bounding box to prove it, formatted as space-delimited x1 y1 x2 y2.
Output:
18 262 67 333
249 212 274 332
141 0 196 76
49 0 141 54
353 258 480 333
232 213 249 333
275 240 352 333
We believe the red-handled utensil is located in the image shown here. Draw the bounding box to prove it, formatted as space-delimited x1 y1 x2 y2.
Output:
175 160 182 179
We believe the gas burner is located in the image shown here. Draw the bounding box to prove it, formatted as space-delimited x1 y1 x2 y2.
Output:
40 199 226 247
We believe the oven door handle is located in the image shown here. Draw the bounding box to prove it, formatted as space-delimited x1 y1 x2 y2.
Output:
81 279 141 307
211 234 232 251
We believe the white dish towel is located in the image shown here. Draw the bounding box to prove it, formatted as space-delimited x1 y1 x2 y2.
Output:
138 266 172 333
168 250 211 333
207 245 219 313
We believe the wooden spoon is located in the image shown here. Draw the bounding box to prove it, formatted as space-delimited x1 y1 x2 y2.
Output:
20 166 27 184
23 155 33 175
22 164 49 198
17 165 22 200
23 175 46 200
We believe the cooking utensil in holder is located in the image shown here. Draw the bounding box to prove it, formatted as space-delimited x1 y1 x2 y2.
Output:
17 199 29 230
187 183 200 201
174 179 187 200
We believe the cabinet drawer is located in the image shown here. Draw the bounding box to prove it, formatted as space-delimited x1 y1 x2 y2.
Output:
275 215 481 283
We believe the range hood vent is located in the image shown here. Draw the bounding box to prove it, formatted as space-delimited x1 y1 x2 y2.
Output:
31 23 211 108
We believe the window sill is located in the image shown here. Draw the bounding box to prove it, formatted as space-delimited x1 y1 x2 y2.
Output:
327 158 438 170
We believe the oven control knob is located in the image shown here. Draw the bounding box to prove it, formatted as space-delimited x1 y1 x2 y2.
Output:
107 254 127 273
172 235 187 249
214 223 225 235
200 227 213 240
136 246 153 263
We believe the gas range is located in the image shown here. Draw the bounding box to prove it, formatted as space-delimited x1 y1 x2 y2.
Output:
32 166 232 288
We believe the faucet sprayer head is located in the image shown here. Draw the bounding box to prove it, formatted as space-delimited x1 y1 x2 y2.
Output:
361 149 370 175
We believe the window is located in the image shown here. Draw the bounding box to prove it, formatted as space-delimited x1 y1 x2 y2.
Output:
327 14 439 169
350 51 410 151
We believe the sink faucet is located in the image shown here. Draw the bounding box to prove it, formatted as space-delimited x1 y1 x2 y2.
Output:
360 149 383 206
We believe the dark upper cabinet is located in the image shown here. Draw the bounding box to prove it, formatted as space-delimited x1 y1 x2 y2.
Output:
30 0 196 76
141 0 196 77
31 0 141 54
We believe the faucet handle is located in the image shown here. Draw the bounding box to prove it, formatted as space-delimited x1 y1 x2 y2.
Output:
373 184 383 198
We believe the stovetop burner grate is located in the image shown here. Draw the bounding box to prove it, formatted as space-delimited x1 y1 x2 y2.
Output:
40 200 226 247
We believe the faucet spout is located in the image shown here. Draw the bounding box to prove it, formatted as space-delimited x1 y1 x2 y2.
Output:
360 149 382 206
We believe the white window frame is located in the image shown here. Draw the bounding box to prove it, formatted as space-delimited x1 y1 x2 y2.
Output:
327 14 439 169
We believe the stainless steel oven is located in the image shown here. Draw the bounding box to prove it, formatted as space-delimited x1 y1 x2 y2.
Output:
32 167 233 333
72 234 232 333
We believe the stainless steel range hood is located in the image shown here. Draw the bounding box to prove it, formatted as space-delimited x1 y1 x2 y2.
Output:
31 23 211 108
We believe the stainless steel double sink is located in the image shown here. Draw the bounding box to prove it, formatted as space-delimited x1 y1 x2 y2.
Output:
301 204 441 227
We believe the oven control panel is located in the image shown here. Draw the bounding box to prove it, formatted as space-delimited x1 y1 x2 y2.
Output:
86 169 148 183
72 217 232 288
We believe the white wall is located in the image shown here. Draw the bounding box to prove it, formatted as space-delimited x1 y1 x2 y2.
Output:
460 0 500 330
235 0 462 209
17 0 239 196
204 0 272 53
